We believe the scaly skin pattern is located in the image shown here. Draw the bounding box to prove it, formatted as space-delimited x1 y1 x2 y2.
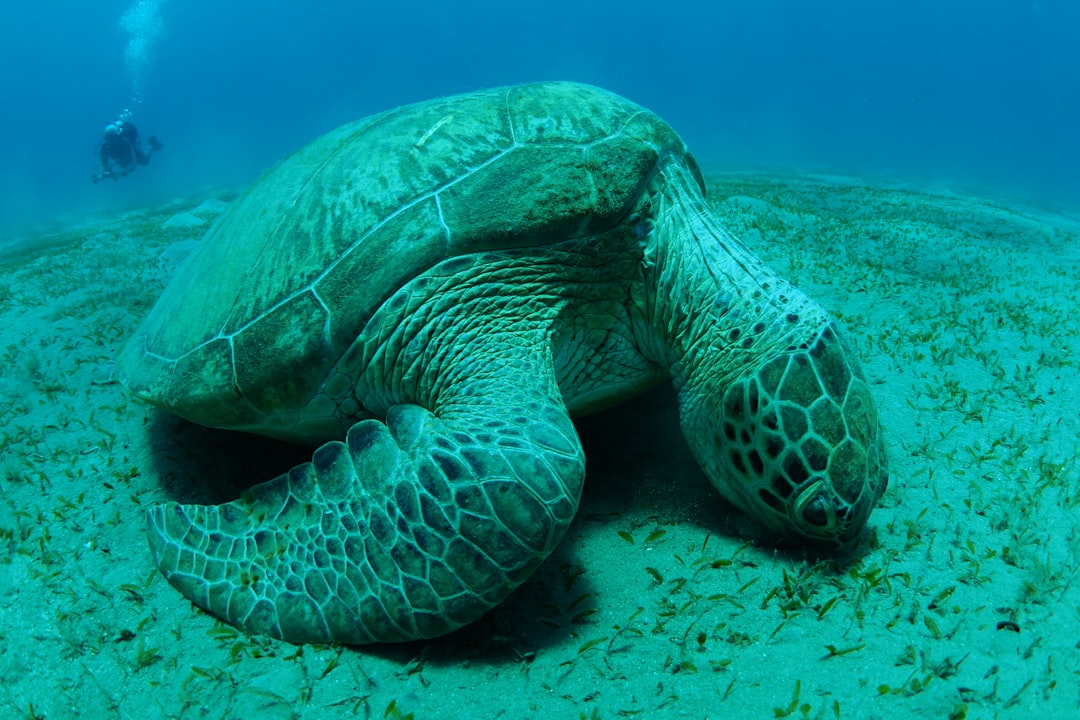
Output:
148 234 642 644
120 82 887 644
148 331 586 643
635 164 888 545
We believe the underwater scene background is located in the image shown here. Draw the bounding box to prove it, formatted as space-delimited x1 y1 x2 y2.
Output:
0 0 1077 233
1 2 1079 719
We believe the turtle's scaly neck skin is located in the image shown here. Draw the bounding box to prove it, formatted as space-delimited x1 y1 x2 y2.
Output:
635 161 888 545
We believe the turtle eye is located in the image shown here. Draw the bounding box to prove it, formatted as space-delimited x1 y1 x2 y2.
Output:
800 493 830 527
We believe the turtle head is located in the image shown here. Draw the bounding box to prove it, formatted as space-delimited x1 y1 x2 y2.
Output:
682 323 888 547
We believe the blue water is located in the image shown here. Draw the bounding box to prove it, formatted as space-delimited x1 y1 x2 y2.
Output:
1 0 1077 234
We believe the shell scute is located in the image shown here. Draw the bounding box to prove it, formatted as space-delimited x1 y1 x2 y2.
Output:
315 198 447 355
232 290 334 415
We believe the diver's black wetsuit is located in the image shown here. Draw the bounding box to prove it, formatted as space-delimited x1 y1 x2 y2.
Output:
93 119 162 183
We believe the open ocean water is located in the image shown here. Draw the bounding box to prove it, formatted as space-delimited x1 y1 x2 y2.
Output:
1 2 1079 719
1 0 1077 233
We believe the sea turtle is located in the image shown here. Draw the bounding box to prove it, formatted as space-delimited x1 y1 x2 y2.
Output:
117 81 888 645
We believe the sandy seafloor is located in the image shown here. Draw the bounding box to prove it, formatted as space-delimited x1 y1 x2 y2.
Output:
1 172 1078 720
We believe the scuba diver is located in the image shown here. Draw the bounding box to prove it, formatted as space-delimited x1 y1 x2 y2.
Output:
92 109 163 183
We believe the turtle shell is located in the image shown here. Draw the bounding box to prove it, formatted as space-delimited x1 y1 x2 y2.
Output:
118 81 698 433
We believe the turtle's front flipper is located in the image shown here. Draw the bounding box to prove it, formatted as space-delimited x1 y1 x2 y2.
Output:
146 349 584 644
